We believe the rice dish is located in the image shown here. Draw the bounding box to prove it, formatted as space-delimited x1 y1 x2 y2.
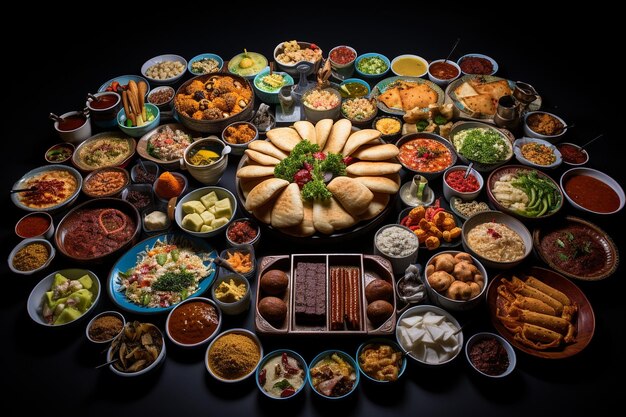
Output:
466 222 525 262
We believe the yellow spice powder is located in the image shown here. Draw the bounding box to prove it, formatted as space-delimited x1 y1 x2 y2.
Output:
209 333 260 379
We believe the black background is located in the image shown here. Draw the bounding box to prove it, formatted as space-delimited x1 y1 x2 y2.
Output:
3 9 623 416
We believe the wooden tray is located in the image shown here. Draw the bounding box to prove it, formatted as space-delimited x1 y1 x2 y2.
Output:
255 254 396 336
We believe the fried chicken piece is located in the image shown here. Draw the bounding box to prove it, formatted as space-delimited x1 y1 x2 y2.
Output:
176 98 200 116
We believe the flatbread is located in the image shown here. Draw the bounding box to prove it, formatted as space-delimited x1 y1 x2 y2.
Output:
359 193 390 220
244 149 280 166
352 176 400 194
252 199 275 224
271 183 304 228
399 84 438 111
346 161 402 176
351 144 399 161
315 119 333 150
247 140 288 160
342 129 381 156
378 88 403 110
327 176 374 216
473 79 512 100
454 82 478 98
293 121 316 145
240 176 273 199
282 200 315 237
236 164 276 179
313 197 356 234
245 178 289 211
323 119 352 154
462 94 496 115
267 127 302 152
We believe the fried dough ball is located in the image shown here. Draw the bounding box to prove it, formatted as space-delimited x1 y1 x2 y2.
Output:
453 261 479 282
428 271 454 292
433 253 455 273
445 281 473 300
425 236 440 250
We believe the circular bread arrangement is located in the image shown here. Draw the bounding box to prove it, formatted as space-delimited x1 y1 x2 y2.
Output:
236 119 402 236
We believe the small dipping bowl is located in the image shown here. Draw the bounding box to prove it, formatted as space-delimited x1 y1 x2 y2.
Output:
557 142 589 167
225 218 261 249
153 171 188 203
85 310 125 344
45 142 75 164
86 92 121 128
15 212 54 239
166 297 222 348
8 238 56 275
147 86 175 110
256 349 308 400
130 160 160 184
308 350 360 399
219 244 256 281
53 111 92 144
465 332 516 378
211 273 251 315
356 339 407 383
374 224 419 275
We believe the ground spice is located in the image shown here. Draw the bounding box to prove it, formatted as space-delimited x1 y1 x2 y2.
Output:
155 172 183 199
16 214 50 238
88 315 123 341
12 243 49 271
469 337 509 375
208 333 260 379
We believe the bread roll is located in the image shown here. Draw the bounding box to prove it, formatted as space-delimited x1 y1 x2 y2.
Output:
351 144 399 161
267 127 302 152
293 121 316 144
346 161 402 176
313 197 356 234
236 164 276 179
323 119 352 154
359 193 389 220
247 140 288 160
283 200 315 237
244 149 280 166
327 176 373 216
342 129 381 156
245 178 289 211
315 119 333 150
271 183 304 228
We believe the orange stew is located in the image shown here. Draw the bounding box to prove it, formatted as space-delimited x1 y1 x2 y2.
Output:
398 139 453 172
564 175 620 213
429 62 459 79
168 301 219 345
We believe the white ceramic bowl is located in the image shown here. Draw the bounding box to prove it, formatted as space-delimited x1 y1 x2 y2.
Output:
390 54 428 77
513 137 563 169
147 86 175 109
256 349 309 399
523 111 568 143
556 142 589 166
560 167 625 215
225 218 261 249
222 121 259 156
9 238 55 275
423 250 488 311
442 165 484 202
205 328 263 383
174 186 237 238
461 211 532 269
85 310 125 344
27 269 101 326
395 305 463 367
373 224 419 275
107 323 166 377
456 54 498 76
165 297 222 348
465 332 516 378
211 273 251 315
53 111 92 144
141 54 187 85
427 59 461 86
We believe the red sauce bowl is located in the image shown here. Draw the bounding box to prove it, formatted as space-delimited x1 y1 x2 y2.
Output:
15 212 54 239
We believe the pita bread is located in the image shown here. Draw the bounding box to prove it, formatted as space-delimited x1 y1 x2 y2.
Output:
323 119 352 154
399 84 438 111
252 199 275 224
247 140 288 160
352 176 400 194
342 129 382 156
346 161 402 176
454 82 478 98
351 144 399 161
378 88 402 110
282 200 315 237
359 193 390 220
315 119 333 150
245 178 289 211
326 177 374 216
240 176 273 199
244 149 280 166
267 127 302 152
313 197 356 234
271 183 304 228
293 121 316 145
236 164 276 179
461 94 496 115
473 79 512 100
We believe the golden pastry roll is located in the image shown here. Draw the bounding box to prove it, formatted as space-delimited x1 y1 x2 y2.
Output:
517 285 563 316
524 276 571 307
509 307 570 335
513 295 556 316
515 324 563 350
561 305 578 322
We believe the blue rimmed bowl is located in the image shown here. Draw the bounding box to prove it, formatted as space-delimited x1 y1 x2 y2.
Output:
355 52 391 79
117 103 161 138
253 67 294 104
308 350 360 399
256 349 308 399
187 53 224 76
356 339 407 383
339 78 371 98
98 74 151 96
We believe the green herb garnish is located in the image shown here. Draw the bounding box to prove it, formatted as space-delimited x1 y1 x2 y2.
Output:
152 271 196 292
434 115 448 125
273 379 293 390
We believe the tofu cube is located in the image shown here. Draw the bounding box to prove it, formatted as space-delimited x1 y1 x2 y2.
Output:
213 198 232 218
211 217 229 229
200 191 218 209
200 211 215 225
182 200 206 215
182 213 204 232
200 225 213 232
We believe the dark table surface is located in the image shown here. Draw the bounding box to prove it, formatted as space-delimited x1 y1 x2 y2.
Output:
3 10 623 416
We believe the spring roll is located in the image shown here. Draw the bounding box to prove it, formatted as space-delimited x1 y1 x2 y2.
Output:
515 324 563 350
525 276 571 306
509 307 570 335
